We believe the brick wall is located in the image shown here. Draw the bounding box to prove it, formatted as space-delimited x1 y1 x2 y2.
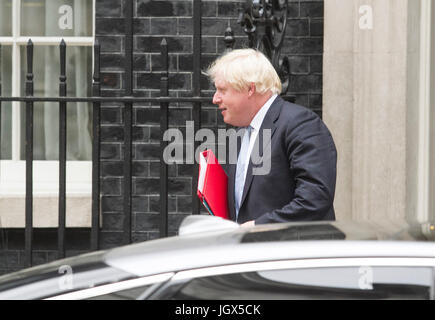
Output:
0 0 324 275
286 0 324 114
0 229 91 274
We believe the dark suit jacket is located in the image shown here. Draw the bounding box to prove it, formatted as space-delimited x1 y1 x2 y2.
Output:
227 96 337 224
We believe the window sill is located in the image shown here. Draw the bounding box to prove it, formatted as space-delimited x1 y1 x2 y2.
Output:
0 160 94 228
0 195 94 228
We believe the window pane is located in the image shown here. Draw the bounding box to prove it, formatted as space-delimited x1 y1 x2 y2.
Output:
1 46 12 159
19 45 92 160
0 257 135 299
169 266 433 300
0 0 12 36
21 0 93 37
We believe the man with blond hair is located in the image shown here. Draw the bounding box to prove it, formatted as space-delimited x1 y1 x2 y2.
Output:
207 49 337 227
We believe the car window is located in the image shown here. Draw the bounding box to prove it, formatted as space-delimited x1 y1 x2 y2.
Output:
0 262 134 300
86 285 152 300
48 273 174 300
241 224 346 243
167 266 434 300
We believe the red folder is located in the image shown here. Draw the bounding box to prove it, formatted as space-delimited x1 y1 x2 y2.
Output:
197 149 229 219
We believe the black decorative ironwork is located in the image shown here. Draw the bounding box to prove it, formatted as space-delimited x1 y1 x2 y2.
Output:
238 0 290 93
224 26 236 52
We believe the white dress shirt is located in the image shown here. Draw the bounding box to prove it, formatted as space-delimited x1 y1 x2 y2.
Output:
240 94 277 182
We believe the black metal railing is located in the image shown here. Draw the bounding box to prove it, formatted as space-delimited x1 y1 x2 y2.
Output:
25 40 34 268
0 44 210 268
91 40 101 252
0 0 292 268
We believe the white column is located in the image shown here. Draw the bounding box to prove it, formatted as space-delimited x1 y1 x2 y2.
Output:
323 0 355 222
323 0 432 228
430 1 435 221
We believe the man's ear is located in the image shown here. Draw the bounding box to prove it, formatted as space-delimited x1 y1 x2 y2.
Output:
248 82 256 97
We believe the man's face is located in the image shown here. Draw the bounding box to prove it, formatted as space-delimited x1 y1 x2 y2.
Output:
212 76 252 127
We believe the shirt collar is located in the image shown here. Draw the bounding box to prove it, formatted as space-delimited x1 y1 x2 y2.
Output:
249 94 278 131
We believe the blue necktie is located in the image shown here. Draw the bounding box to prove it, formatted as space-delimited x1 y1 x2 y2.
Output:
235 125 252 221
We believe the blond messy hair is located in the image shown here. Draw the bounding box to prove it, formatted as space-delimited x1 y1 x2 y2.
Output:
207 49 282 95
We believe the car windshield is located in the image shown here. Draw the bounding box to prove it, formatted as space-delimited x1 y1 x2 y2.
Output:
0 251 134 299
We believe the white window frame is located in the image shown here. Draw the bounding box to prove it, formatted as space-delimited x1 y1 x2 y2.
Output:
0 0 95 197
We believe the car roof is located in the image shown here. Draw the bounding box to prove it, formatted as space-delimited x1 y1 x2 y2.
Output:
103 216 435 277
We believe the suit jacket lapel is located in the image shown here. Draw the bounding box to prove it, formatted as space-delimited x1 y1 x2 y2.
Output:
239 96 283 210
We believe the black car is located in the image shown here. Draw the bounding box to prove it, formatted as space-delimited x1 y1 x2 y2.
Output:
0 216 434 300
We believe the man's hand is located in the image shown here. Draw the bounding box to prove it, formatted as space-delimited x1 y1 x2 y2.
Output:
240 220 255 228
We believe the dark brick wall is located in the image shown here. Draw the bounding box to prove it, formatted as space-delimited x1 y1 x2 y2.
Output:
0 0 323 275
95 0 323 107
0 228 91 275
287 0 324 114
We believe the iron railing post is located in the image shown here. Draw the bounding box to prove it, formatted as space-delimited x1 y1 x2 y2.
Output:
91 40 101 251
159 39 169 238
25 39 34 267
192 0 202 216
123 0 134 244
58 39 67 259
0 44 4 259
